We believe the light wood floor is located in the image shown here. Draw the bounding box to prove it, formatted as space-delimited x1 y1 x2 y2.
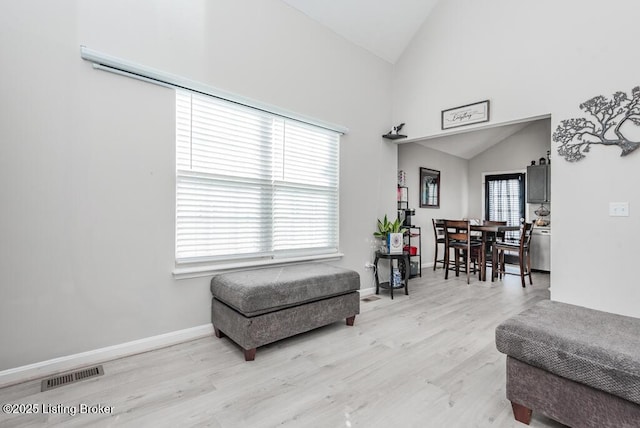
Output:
0 268 565 428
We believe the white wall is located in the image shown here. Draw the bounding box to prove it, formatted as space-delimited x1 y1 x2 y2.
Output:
467 120 551 220
397 144 468 269
0 0 394 370
392 0 640 317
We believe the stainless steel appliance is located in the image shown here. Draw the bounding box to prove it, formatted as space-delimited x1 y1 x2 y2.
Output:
530 227 550 271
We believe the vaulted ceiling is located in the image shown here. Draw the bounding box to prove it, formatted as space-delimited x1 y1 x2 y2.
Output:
279 1 549 159
280 0 441 64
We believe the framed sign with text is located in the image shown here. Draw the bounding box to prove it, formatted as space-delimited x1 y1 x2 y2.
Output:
441 100 490 130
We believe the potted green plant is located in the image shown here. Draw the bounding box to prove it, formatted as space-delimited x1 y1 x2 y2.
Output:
373 215 406 253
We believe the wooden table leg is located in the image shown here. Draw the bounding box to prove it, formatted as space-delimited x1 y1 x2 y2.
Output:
480 235 487 281
491 240 500 281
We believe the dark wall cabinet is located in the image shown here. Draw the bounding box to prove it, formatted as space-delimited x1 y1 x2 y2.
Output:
527 164 550 203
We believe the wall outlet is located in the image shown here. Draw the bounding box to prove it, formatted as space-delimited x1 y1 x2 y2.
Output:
609 202 629 217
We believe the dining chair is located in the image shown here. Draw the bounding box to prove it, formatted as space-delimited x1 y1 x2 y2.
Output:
443 219 482 284
482 220 507 276
432 218 446 270
494 222 534 287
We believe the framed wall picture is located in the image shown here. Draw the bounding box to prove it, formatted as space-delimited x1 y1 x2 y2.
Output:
441 100 490 130
420 167 440 208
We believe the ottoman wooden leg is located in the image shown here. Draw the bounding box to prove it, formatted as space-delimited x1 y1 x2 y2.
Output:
214 327 225 338
511 401 532 425
244 348 257 361
346 315 356 326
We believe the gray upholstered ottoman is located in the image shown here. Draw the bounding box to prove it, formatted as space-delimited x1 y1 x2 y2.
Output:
210 263 360 361
496 300 640 427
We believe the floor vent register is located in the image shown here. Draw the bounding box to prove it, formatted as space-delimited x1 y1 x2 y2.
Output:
41 365 104 392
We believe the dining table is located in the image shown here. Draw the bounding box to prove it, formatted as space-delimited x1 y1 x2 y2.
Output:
470 224 520 281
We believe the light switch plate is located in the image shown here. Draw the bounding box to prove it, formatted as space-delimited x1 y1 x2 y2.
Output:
609 202 629 217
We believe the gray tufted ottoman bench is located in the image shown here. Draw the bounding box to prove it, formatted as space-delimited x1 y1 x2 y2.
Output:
496 300 640 427
210 263 360 361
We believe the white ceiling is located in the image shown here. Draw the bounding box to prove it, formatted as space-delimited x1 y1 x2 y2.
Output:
279 1 549 159
280 0 441 64
415 122 532 159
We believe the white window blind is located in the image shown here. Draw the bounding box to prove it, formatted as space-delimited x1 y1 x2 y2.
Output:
176 91 339 263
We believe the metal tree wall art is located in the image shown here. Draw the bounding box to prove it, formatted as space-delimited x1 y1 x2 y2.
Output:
553 86 640 162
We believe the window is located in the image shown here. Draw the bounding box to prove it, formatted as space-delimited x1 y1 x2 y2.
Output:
484 173 525 240
175 91 340 264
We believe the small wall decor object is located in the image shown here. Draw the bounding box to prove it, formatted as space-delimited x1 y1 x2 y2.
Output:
441 100 490 130
393 123 405 134
419 167 440 208
382 123 407 140
554 86 640 162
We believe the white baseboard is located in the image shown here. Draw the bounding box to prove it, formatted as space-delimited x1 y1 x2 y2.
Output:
0 324 214 389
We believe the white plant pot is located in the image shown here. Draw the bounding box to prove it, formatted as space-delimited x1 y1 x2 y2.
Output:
388 233 404 254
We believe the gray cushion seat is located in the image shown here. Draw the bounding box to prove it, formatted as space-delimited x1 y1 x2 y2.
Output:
210 263 360 317
210 263 360 361
496 300 640 405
